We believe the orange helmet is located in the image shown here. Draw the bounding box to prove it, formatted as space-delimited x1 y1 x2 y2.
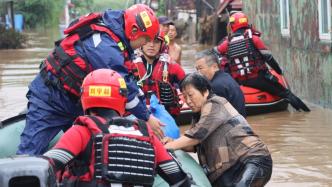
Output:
81 69 128 116
124 4 159 41
229 12 249 32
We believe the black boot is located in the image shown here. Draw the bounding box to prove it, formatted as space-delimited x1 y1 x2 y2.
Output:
284 91 311 112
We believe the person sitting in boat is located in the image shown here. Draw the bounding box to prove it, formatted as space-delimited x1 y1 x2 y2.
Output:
195 49 246 117
164 73 273 187
17 4 165 156
215 12 310 112
126 31 185 118
43 69 191 187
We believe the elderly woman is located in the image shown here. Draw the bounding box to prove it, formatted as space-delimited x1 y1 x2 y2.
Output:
164 73 272 187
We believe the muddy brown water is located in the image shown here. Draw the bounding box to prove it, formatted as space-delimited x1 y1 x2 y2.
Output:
0 32 331 186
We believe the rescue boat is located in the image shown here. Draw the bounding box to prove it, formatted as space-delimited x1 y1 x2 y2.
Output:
242 69 289 115
176 69 289 125
0 113 211 187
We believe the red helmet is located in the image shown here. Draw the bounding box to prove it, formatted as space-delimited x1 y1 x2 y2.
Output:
229 12 249 32
81 69 128 116
156 31 168 52
124 4 159 41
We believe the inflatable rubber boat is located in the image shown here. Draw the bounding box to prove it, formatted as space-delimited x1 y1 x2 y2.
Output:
242 69 289 115
0 113 211 187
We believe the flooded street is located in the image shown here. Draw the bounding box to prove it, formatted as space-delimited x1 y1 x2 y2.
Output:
248 109 332 186
1 33 332 186
0 31 55 120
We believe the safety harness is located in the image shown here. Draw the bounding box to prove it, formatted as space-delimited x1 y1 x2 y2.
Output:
63 115 156 187
40 13 128 98
131 55 181 115
227 29 267 81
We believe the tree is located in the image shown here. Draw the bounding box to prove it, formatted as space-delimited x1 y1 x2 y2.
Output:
14 0 63 29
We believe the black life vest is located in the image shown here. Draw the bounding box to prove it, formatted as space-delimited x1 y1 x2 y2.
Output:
227 29 267 81
40 13 128 98
64 115 156 186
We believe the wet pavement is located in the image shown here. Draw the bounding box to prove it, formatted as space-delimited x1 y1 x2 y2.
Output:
0 32 332 186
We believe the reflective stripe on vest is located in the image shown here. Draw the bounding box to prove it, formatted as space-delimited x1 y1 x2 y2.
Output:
132 58 180 110
228 29 266 80
71 116 156 186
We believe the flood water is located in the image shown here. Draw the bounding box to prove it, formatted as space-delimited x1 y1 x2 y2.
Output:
0 31 332 186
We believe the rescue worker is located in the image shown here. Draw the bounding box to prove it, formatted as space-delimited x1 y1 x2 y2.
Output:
216 12 310 112
164 73 273 187
18 4 164 156
195 49 246 117
43 69 191 187
168 23 182 65
128 31 185 117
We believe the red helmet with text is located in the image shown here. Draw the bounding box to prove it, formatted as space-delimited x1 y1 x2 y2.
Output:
124 4 159 41
229 12 249 32
81 69 128 116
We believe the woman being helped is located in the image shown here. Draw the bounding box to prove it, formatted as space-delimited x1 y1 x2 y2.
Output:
164 73 273 187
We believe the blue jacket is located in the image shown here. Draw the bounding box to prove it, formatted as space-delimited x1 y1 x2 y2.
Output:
30 9 150 120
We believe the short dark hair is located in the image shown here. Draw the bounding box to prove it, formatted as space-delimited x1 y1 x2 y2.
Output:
180 73 212 94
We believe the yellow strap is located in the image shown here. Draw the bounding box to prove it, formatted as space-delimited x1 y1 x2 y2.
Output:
164 35 170 45
117 41 125 51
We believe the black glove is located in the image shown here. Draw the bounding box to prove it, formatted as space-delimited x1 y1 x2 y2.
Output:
264 54 283 75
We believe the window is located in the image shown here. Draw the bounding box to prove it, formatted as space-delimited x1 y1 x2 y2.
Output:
318 0 331 41
280 0 290 36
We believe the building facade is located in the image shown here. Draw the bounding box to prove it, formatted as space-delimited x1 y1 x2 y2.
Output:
243 0 332 108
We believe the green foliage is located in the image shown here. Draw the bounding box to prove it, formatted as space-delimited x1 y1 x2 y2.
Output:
157 0 166 16
14 0 63 29
90 0 130 12
71 0 93 16
0 26 26 49
67 0 130 20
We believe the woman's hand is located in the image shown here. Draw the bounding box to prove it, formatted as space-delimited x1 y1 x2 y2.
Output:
162 137 174 144
147 114 165 139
